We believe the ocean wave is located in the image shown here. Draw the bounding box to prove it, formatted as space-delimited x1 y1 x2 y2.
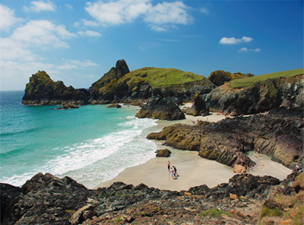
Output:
0 126 40 137
0 116 159 188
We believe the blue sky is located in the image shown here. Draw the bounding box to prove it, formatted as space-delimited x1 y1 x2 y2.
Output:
0 0 303 91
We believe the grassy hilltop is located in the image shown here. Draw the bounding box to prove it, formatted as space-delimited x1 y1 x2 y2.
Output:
118 67 205 88
230 68 304 88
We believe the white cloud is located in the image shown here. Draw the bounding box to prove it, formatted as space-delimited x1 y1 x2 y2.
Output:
23 0 56 12
144 1 193 25
0 59 98 90
82 19 100 27
219 36 253 45
239 47 261 53
0 20 76 63
199 7 209 14
78 30 102 37
58 59 98 70
0 4 21 31
242 36 253 42
66 4 73 10
239 47 248 52
85 0 193 31
10 20 75 49
85 0 151 26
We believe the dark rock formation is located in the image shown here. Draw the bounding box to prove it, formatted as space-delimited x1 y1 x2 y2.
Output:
155 149 171 157
184 93 209 116
56 102 79 110
0 184 23 224
2 171 301 225
107 103 121 108
204 75 304 115
22 71 89 105
148 107 303 169
136 98 185 120
89 59 130 104
208 70 246 86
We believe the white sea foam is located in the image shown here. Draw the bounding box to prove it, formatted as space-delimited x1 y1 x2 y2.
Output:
1 117 158 188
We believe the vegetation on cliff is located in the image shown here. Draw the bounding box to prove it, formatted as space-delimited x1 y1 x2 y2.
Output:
119 67 205 88
230 68 303 88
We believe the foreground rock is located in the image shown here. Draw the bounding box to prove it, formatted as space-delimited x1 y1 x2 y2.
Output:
136 98 185 120
2 171 302 224
147 107 303 169
155 149 171 157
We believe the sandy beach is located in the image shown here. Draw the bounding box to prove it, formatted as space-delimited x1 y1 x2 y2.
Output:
96 106 292 191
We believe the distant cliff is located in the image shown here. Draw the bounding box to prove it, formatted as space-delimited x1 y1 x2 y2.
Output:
22 71 89 105
22 60 303 117
22 60 216 105
88 61 215 104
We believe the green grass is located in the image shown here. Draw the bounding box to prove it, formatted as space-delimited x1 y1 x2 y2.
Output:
197 208 231 218
230 68 303 88
119 67 205 88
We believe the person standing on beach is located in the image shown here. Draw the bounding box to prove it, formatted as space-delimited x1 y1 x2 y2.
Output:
170 167 175 179
172 165 178 176
168 161 170 171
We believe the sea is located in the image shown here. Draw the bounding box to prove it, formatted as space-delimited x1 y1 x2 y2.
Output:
0 91 161 189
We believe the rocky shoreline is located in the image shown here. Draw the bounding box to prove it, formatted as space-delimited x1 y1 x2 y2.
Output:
1 171 303 224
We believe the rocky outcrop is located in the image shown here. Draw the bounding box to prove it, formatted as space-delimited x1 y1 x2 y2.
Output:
89 59 130 104
107 103 121 108
184 93 209 116
22 71 89 105
155 149 171 157
135 98 185 120
204 74 304 115
2 171 301 225
56 102 79 110
148 107 303 169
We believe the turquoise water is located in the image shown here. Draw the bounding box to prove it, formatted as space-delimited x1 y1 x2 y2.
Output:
0 91 158 188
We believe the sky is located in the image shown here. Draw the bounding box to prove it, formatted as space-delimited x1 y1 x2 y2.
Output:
0 0 303 91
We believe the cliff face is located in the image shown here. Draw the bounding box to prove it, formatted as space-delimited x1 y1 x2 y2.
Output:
89 59 130 104
22 60 303 115
88 64 215 104
22 71 89 105
204 74 304 115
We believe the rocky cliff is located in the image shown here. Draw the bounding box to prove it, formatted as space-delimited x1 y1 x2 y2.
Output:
88 65 215 104
1 171 303 224
204 74 304 115
22 71 89 105
22 60 303 118
147 107 304 169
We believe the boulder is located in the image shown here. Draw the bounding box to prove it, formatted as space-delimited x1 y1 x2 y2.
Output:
136 98 185 120
155 149 171 157
107 103 122 108
185 93 209 116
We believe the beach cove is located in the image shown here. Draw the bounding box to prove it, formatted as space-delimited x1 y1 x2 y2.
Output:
97 111 292 191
